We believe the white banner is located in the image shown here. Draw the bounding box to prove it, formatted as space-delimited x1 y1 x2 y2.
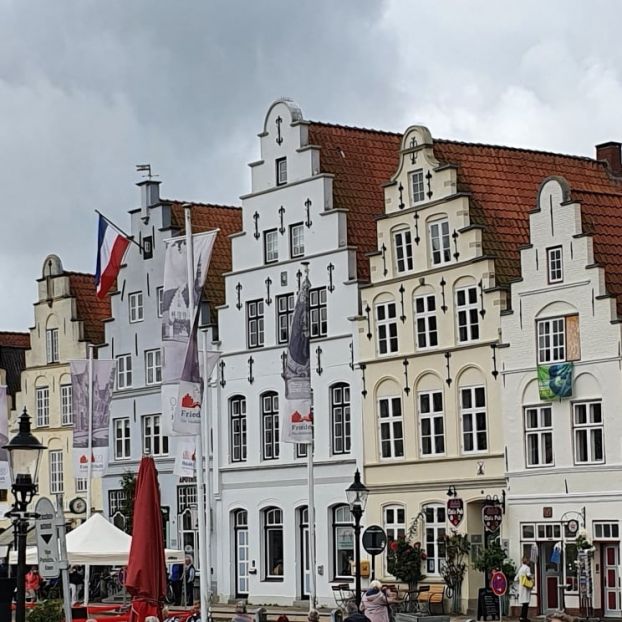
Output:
173 436 196 478
0 386 10 487
71 359 115 477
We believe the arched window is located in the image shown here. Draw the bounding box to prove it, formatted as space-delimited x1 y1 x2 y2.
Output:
383 504 406 574
233 510 249 596
263 507 284 579
230 395 247 462
332 505 354 579
330 383 351 455
392 227 414 274
261 392 279 461
423 504 446 575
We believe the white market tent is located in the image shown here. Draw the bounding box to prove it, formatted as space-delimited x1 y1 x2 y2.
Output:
9 513 184 565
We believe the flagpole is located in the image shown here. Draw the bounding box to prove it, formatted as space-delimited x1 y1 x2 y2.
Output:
201 330 212 605
184 205 208 622
94 209 143 251
302 261 317 610
84 344 94 606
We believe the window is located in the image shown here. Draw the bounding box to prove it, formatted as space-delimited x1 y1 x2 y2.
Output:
537 315 581 364
157 287 164 317
573 401 604 464
415 295 438 349
60 384 72 425
177 484 197 512
247 300 265 349
394 229 414 273
142 414 168 456
375 302 398 355
296 444 308 458
234 510 250 596
384 505 406 542
524 406 553 467
378 397 404 459
547 247 563 283
333 505 354 579
50 450 64 494
75 478 88 493
114 418 131 460
594 522 620 540
418 391 445 455
109 489 127 516
276 293 295 345
264 229 279 264
276 158 287 186
290 223 304 258
429 219 451 265
36 387 49 427
456 286 479 343
116 354 132 389
310 288 327 338
410 169 425 204
261 392 279 460
145 349 162 385
129 291 144 323
461 386 487 453
230 396 247 463
424 504 446 575
46 328 59 363
264 507 284 579
331 383 351 455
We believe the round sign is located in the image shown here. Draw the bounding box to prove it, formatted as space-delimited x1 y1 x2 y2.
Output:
490 570 507 596
362 525 387 555
566 519 579 536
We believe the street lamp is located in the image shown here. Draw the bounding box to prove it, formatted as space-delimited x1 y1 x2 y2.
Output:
4 409 45 622
346 469 368 608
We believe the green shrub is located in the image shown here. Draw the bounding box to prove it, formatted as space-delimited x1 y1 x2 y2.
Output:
27 599 64 622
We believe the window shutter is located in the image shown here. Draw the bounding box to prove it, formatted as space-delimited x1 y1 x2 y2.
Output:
566 314 581 361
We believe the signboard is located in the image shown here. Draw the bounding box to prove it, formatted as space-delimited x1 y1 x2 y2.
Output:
362 525 387 556
482 504 503 533
35 497 60 579
490 571 507 596
447 497 465 527
565 519 579 537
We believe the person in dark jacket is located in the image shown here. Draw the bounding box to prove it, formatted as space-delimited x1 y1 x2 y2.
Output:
344 601 371 622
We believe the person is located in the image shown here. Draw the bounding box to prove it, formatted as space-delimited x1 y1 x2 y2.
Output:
69 565 84 604
308 609 320 622
162 606 180 622
25 567 41 602
170 562 184 605
344 601 370 622
187 601 201 621
184 556 196 606
361 580 394 622
232 601 253 622
145 617 159 622
277 616 290 622
515 556 534 622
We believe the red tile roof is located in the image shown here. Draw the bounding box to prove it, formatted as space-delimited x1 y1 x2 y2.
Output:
169 202 242 315
0 332 29 398
0 332 30 349
67 272 112 345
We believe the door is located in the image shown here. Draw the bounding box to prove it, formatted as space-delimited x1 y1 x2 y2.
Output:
540 542 559 612
603 544 621 616
234 510 249 597
299 507 310 599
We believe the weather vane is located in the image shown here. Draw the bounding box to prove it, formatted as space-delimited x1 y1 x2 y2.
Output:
136 163 159 180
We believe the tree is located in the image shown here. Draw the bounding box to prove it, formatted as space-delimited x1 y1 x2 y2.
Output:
386 536 427 590
473 540 516 585
440 530 471 614
120 470 137 535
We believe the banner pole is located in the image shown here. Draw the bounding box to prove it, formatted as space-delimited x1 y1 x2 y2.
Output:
202 330 212 605
84 344 94 606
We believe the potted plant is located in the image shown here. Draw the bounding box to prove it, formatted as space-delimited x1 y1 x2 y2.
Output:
440 530 471 613
386 536 427 592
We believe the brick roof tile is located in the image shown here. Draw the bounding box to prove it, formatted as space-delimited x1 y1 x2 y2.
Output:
67 272 112 345
0 332 30 349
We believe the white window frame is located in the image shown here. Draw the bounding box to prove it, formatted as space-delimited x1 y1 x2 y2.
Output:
145 349 162 385
524 405 554 467
264 229 279 264
393 229 414 273
60 384 72 426
157 286 164 317
429 219 451 265
310 288 327 338
410 169 425 204
276 293 295 345
264 507 284 580
573 400 604 464
332 505 354 580
36 387 49 427
142 414 168 456
415 294 438 349
276 158 287 186
261 392 280 461
537 317 566 363
460 386 488 453
418 390 445 456
593 522 620 540
547 246 563 284
247 299 265 349
116 354 132 389
46 328 59 363
128 291 144 323
375 302 398 355
378 396 404 459
290 223 304 258
50 450 64 494
456 285 480 343
424 504 446 576
114 417 131 460
331 383 351 455
75 477 88 493
230 395 247 463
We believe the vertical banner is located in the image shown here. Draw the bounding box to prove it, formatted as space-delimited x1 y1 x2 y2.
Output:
160 230 217 436
71 360 115 477
0 386 10 487
173 436 197 478
282 276 312 443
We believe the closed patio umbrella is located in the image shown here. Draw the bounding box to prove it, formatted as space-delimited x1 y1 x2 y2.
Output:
125 456 167 622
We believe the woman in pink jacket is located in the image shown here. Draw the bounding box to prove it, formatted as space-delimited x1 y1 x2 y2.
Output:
361 580 394 622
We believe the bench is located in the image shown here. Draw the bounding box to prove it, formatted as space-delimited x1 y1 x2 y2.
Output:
417 583 445 614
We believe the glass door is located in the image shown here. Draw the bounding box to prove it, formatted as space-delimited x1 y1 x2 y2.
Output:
540 542 559 612
235 510 249 597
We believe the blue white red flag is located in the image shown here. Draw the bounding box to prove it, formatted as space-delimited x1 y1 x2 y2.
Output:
95 214 130 299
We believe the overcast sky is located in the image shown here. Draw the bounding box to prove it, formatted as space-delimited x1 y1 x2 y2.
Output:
1 0 622 331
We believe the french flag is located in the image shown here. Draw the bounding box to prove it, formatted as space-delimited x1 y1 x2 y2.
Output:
95 215 130 299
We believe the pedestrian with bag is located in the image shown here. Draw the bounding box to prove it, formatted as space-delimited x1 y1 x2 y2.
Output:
515 556 534 622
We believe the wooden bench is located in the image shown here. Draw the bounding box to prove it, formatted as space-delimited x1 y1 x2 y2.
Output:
417 583 445 614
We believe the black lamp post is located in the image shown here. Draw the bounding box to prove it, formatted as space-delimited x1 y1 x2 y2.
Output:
346 469 368 609
4 409 45 622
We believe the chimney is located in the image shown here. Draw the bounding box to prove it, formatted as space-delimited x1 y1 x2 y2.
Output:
596 141 622 177
137 179 161 208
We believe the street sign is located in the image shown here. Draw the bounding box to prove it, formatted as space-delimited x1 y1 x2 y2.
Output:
362 525 387 555
490 570 507 596
35 497 60 579
447 497 464 527
482 504 503 532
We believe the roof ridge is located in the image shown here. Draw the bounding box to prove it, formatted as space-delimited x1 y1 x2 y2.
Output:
0 330 29 336
164 199 241 210
309 119 402 138
572 187 622 198
66 270 96 279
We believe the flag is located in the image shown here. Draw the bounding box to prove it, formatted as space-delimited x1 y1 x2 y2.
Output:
95 214 130 298
173 437 196 478
71 359 116 477
537 362 573 400
0 387 9 488
282 276 312 443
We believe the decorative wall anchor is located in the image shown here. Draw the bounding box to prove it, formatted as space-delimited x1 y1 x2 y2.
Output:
413 211 420 244
296 269 303 292
440 278 448 313
360 363 368 397
248 356 255 384
235 282 243 310
253 211 260 240
315 346 323 375
452 230 460 260
381 243 388 276
444 351 452 386
398 183 405 210
491 343 499 379
426 170 433 199
219 360 226 388
410 136 418 164
275 116 283 145
349 341 354 370
364 304 372 340
478 279 486 317
399 284 406 323
265 276 273 305
403 358 410 395
278 206 286 234
281 351 287 376
305 198 312 228
327 263 335 292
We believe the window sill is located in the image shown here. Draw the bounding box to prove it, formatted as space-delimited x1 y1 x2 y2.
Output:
262 577 284 582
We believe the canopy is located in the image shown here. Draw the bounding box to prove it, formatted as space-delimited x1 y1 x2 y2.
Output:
9 513 184 565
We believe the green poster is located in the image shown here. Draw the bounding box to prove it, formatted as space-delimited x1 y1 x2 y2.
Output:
538 362 573 400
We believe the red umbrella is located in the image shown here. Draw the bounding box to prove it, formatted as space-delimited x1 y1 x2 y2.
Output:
125 456 167 622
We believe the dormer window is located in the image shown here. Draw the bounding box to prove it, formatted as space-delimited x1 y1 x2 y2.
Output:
276 158 287 186
410 169 425 204
547 246 563 284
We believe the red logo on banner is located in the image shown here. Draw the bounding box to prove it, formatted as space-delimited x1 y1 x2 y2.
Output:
482 504 503 532
181 393 201 409
447 497 464 527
